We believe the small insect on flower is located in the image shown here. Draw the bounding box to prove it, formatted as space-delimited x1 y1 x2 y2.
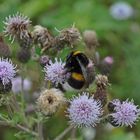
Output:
37 88 65 116
44 58 69 86
109 99 140 127
0 58 17 93
67 93 103 128
3 12 31 43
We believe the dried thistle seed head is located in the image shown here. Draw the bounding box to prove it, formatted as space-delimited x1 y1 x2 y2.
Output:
33 25 54 52
37 88 65 116
83 30 99 48
56 25 81 47
0 35 11 58
95 74 108 88
3 12 31 43
17 48 31 63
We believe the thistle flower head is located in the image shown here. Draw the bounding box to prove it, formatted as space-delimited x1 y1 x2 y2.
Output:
0 58 17 86
3 12 31 43
44 58 69 86
67 93 103 128
37 88 65 115
110 2 133 20
110 99 140 127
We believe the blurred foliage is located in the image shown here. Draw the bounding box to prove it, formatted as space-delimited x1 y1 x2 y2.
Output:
0 0 140 140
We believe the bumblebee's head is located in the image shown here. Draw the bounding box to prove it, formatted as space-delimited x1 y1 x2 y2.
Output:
65 51 89 73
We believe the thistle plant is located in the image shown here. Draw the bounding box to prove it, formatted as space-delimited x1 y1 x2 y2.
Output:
0 12 140 140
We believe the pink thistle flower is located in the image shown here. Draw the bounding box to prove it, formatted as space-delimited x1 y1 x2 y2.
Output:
110 99 140 127
44 58 69 86
67 93 103 128
0 58 17 86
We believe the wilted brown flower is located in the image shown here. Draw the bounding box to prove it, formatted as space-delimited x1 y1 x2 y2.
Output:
95 74 108 89
37 88 65 116
55 25 81 49
33 25 54 53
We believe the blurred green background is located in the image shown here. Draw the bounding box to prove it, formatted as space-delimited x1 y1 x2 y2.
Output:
0 0 140 139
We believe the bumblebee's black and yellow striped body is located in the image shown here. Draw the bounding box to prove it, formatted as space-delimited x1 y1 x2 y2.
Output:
65 51 90 89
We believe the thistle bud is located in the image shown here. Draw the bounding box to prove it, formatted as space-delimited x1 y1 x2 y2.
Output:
17 48 31 63
39 55 50 67
83 30 99 48
94 75 109 106
0 35 11 58
99 56 114 75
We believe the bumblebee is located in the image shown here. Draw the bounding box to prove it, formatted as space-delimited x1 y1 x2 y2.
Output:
64 51 95 90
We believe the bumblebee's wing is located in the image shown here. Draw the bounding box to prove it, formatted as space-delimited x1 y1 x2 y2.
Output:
76 57 89 88
76 58 95 88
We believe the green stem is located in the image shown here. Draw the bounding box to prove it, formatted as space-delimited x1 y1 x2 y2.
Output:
0 120 38 137
54 126 73 140
37 121 44 140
